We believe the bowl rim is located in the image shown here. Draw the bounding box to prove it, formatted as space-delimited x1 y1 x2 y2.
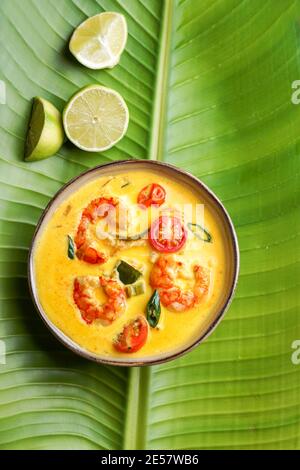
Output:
28 159 240 367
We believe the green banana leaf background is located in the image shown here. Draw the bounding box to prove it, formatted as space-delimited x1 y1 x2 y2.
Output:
0 0 300 450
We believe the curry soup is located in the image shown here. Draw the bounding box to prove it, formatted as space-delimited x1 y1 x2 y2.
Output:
33 169 231 361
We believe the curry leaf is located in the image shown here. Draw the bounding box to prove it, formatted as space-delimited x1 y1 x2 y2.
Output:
146 290 161 328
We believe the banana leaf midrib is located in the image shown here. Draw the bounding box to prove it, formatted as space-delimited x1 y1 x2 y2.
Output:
123 0 174 449
149 0 174 162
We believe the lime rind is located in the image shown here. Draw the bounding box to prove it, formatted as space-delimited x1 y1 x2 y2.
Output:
25 97 64 162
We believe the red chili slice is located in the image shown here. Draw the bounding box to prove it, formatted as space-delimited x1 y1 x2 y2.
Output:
114 316 148 353
149 216 187 253
137 183 166 208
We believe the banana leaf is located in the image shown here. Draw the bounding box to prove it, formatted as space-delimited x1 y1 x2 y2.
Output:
0 0 300 450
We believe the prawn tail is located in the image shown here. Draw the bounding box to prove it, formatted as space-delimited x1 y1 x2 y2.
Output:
77 246 108 264
73 277 103 324
194 265 210 302
73 196 119 265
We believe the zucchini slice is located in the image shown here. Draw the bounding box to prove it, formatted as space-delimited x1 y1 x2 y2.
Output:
116 260 142 285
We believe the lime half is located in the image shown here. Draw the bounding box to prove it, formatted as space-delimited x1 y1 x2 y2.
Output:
63 85 129 152
24 97 64 162
69 12 127 70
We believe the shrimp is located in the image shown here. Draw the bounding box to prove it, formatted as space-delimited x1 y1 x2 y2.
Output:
74 196 118 264
73 275 126 325
150 255 210 312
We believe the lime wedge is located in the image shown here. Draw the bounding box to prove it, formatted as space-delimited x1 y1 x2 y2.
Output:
69 12 127 70
63 85 129 152
24 97 64 162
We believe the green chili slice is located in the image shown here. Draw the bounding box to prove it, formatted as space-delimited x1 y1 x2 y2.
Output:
187 223 212 243
113 228 149 241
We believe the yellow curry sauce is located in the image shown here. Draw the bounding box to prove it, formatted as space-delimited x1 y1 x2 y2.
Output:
34 171 228 360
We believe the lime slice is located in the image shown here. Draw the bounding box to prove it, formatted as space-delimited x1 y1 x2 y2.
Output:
63 85 129 152
24 97 64 162
69 12 127 70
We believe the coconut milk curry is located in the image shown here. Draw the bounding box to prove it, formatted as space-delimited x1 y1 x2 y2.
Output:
34 171 229 360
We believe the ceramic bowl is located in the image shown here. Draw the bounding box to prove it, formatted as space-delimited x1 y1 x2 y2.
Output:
28 160 239 366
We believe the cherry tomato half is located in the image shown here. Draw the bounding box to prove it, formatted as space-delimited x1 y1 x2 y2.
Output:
149 216 187 253
137 183 166 208
114 316 148 353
